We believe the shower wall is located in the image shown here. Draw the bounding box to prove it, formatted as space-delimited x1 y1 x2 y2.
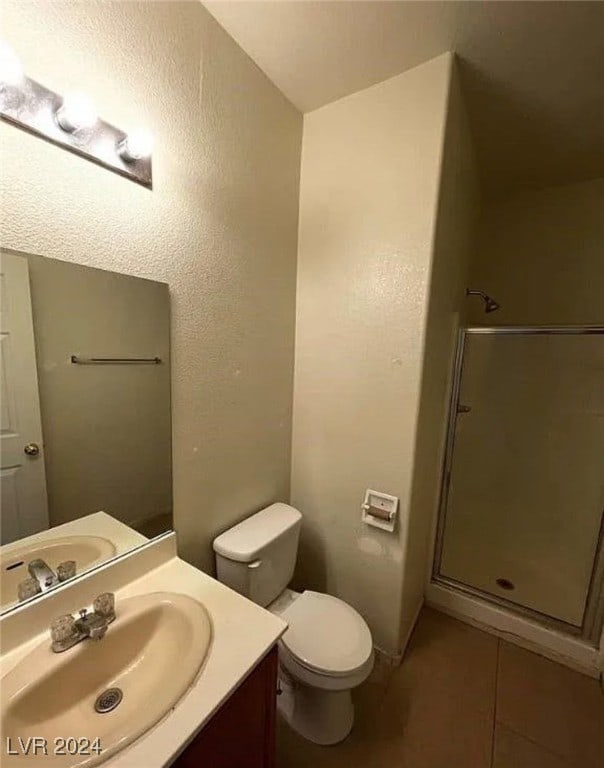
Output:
468 177 604 325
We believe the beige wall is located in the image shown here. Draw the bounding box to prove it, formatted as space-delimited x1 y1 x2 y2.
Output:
469 178 604 325
401 61 479 647
291 53 454 654
0 1 302 571
24 253 171 531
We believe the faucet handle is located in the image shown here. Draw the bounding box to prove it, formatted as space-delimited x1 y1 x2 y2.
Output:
57 561 76 582
18 577 42 602
51 613 84 653
93 592 115 622
51 614 78 648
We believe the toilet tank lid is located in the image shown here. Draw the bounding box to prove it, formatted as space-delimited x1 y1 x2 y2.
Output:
213 503 302 563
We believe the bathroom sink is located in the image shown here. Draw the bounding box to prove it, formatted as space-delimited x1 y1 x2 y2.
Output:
0 536 117 609
1 592 212 766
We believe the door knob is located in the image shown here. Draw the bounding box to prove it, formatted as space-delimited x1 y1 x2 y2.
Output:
24 442 40 457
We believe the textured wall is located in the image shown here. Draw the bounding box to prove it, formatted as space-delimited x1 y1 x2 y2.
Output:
403 59 479 647
0 0 302 571
291 54 452 654
468 178 604 325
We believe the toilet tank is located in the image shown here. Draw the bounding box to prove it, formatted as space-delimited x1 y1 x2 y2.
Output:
213 503 302 607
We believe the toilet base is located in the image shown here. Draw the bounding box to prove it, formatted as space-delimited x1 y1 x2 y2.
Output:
277 670 354 745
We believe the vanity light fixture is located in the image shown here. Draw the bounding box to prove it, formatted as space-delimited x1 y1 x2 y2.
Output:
118 128 154 162
55 91 97 132
0 42 152 188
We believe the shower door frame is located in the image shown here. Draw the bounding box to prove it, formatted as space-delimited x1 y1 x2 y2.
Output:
432 325 604 645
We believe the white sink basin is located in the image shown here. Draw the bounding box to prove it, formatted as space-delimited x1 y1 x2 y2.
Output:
1 536 117 610
1 592 212 766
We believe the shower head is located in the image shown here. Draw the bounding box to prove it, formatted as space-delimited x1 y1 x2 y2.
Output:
484 296 500 313
466 288 501 314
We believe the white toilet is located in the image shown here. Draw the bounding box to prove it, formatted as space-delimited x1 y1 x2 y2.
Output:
213 502 374 745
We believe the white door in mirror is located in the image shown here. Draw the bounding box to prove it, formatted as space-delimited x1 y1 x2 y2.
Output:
0 252 49 544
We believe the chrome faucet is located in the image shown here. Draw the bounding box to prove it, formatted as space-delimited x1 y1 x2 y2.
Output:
50 593 115 653
28 558 59 590
17 558 77 602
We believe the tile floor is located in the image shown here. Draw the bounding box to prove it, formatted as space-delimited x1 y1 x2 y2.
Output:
277 607 604 768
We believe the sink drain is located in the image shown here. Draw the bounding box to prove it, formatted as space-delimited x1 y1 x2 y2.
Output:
94 687 123 714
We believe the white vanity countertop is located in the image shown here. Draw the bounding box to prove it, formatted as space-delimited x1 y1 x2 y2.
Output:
110 558 287 766
0 552 287 767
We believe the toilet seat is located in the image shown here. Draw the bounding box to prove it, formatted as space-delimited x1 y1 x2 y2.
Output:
279 591 373 678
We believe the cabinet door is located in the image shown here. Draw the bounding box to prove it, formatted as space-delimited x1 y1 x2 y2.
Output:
174 647 278 768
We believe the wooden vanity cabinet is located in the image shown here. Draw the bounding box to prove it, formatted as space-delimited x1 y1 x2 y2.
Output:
172 647 278 768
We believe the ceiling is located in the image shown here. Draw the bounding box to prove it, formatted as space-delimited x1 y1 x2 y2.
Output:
203 1 604 197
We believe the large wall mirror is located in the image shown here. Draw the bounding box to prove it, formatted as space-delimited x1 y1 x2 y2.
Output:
0 248 172 613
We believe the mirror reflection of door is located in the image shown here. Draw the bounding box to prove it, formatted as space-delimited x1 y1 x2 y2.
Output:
0 252 49 543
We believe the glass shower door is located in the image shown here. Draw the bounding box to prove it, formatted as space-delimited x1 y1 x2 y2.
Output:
437 330 604 628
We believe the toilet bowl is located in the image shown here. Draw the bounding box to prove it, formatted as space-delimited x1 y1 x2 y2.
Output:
270 589 374 744
213 503 374 744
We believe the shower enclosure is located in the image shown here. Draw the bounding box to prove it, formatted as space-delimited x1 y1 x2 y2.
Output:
432 327 604 646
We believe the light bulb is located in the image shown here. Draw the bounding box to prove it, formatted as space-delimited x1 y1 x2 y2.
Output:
118 128 153 161
0 42 23 87
56 91 97 132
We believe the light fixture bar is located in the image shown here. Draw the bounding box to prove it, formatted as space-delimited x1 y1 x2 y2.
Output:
1 75 152 188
